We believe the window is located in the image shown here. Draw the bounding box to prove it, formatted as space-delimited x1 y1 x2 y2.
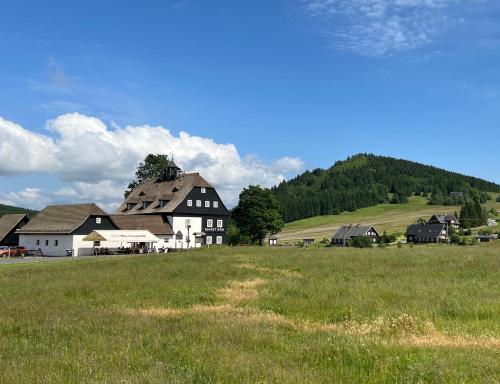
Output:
159 200 166 208
127 203 136 211
201 187 206 194
187 200 193 207
205 201 210 208
216 236 223 245
45 240 49 246
207 219 213 228
142 201 150 209
36 240 40 246
213 201 219 208
54 240 59 246
93 241 101 247
96 217 102 224
206 236 213 245
217 220 223 228
196 200 202 207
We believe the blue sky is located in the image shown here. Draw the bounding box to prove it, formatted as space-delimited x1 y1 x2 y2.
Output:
1 0 500 210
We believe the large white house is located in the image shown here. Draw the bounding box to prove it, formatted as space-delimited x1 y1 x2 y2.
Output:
115 162 230 248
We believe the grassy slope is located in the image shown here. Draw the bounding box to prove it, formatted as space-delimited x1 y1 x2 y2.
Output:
279 194 500 242
0 245 499 383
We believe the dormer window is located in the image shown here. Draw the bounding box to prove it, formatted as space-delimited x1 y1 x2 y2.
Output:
159 200 166 208
127 203 136 211
142 201 150 209
173 187 180 193
139 191 145 196
201 187 206 194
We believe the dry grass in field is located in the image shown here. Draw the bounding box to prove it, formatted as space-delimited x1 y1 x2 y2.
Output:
123 277 500 350
236 263 302 278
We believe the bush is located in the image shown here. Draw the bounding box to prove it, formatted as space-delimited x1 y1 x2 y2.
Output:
378 231 398 244
348 236 373 248
450 234 461 244
464 229 472 236
478 228 493 236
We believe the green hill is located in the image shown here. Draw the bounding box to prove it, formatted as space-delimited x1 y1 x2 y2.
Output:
0 204 38 218
273 154 500 222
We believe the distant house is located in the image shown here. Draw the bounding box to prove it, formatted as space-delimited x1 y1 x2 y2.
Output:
331 225 379 246
17 204 118 256
303 238 315 246
0 214 30 246
428 214 460 229
449 192 464 198
406 223 448 244
487 219 497 227
268 235 278 247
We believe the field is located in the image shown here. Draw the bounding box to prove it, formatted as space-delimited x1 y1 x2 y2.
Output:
278 194 500 242
1 244 499 383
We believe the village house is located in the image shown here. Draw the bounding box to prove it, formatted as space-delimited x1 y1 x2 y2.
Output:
331 224 379 246
116 162 230 248
0 214 30 246
17 204 118 256
428 214 460 229
406 223 448 244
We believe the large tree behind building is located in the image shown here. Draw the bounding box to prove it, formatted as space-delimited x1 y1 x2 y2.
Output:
232 185 284 246
459 190 488 229
124 154 174 197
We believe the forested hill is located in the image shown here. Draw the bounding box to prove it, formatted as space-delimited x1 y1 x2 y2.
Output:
0 204 38 218
272 154 500 222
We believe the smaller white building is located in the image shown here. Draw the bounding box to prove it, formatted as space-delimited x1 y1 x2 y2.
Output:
17 204 118 257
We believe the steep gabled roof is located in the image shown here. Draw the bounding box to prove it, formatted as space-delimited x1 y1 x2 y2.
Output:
406 223 446 239
332 225 377 240
17 204 106 234
110 214 174 235
117 172 213 215
429 214 460 225
0 214 28 243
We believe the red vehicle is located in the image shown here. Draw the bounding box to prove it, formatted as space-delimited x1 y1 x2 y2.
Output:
0 246 28 257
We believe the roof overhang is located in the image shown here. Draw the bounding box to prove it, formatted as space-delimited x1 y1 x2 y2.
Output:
83 230 160 243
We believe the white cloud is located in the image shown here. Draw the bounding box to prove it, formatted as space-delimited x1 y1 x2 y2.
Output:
0 113 305 210
300 0 467 56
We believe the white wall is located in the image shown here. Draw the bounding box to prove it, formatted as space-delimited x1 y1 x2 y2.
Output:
19 234 74 257
170 216 202 249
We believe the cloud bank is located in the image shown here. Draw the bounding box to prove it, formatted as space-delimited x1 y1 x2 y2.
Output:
0 113 304 211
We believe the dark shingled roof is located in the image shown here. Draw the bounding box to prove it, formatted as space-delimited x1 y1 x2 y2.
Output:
406 223 446 239
429 214 460 225
117 172 213 215
332 225 378 240
0 214 28 243
17 204 106 234
110 215 174 235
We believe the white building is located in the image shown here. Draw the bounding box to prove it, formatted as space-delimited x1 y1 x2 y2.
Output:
17 204 119 256
116 162 230 248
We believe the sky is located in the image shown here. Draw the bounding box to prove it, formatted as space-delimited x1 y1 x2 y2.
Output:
1 0 500 211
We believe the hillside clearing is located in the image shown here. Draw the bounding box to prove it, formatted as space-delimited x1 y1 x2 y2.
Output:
1 244 499 383
278 195 500 242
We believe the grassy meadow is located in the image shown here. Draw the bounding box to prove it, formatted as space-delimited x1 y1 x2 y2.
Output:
279 194 500 242
1 244 499 383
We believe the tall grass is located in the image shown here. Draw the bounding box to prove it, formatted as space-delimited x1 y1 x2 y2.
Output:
0 244 499 383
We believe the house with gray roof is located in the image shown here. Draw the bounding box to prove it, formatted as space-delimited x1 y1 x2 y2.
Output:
116 162 230 248
0 214 29 246
428 214 460 229
331 224 379 246
406 223 448 244
17 204 118 256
